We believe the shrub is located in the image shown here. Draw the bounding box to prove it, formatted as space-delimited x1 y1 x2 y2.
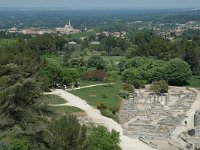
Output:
119 90 129 99
108 106 119 114
150 80 169 93
96 103 107 109
100 109 118 122
123 83 134 93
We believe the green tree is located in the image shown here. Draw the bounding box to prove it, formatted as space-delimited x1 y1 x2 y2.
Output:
62 68 80 85
0 79 51 149
165 58 192 85
47 115 87 150
125 45 138 59
183 44 200 74
0 136 30 150
41 56 63 87
87 56 106 70
84 126 121 150
122 68 145 88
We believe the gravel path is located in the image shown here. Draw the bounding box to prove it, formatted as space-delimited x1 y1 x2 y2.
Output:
47 89 154 150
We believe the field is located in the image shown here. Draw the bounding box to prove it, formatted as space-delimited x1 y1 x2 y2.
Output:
70 82 122 108
187 75 200 88
51 106 83 115
70 81 122 121
41 94 66 104
41 94 84 115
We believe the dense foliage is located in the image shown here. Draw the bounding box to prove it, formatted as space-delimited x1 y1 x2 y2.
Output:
1 9 200 148
0 36 121 149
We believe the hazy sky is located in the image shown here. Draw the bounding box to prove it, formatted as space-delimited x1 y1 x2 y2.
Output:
0 0 200 9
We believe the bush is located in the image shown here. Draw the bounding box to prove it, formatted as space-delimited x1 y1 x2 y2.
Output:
146 67 166 83
123 83 134 93
108 106 119 114
150 80 169 93
119 90 129 99
96 103 107 109
100 109 118 122
81 70 106 81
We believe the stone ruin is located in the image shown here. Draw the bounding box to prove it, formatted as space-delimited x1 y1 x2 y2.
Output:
118 86 198 149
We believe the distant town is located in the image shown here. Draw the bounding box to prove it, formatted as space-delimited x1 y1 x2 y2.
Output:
3 20 81 35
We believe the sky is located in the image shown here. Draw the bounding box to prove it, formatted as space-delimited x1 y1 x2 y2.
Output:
0 0 200 9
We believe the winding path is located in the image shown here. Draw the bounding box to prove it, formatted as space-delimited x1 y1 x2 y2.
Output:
46 89 154 150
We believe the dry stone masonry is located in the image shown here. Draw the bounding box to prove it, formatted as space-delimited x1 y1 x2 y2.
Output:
118 86 198 149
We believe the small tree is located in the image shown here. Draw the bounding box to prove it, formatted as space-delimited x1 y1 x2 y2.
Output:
47 115 87 150
119 90 130 99
125 45 138 59
150 80 169 94
62 68 80 85
123 83 134 94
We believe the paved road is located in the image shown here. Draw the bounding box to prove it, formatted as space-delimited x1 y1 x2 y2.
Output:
47 89 154 150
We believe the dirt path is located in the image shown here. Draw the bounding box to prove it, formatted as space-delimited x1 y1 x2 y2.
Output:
47 89 154 150
67 83 114 91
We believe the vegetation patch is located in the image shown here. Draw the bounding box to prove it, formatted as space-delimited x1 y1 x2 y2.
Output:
187 75 200 88
70 82 122 108
41 94 66 104
52 106 83 115
70 82 122 121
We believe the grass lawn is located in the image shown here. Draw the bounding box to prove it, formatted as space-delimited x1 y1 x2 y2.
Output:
80 80 102 87
70 81 122 109
41 94 66 105
187 75 200 88
52 106 83 115
70 81 122 121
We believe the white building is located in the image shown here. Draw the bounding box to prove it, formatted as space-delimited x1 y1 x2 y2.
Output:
56 20 80 34
7 27 17 33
